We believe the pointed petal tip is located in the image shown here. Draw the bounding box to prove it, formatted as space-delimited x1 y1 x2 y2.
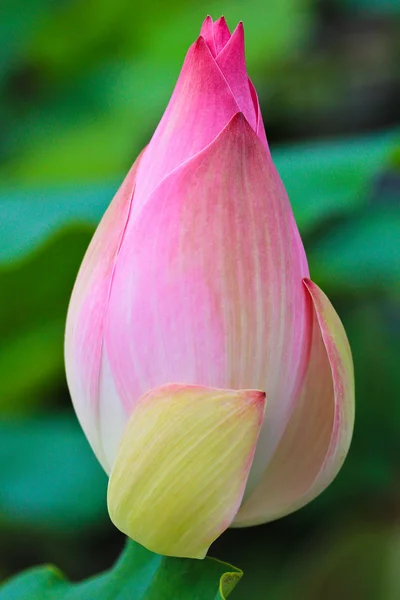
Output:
228 111 248 128
232 20 244 35
213 15 231 54
222 111 260 145
243 389 266 406
193 34 207 50
302 277 315 292
221 20 244 53
192 34 215 61
200 15 213 34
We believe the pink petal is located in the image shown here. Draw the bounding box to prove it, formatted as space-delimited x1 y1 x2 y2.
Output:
248 77 268 149
213 16 231 55
200 16 232 57
216 23 257 132
234 279 355 526
199 15 217 56
103 113 310 483
131 36 240 219
200 17 266 146
64 152 143 470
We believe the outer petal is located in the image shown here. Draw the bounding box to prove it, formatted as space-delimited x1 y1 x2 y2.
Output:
107 384 266 559
64 152 143 471
234 279 355 526
103 113 310 489
131 36 240 218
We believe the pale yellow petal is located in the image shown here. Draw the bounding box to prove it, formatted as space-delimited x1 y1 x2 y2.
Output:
107 383 265 558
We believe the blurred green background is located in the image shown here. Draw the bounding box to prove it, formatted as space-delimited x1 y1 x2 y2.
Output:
0 0 399 598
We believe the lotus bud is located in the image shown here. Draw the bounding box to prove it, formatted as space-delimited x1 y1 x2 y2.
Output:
65 16 355 559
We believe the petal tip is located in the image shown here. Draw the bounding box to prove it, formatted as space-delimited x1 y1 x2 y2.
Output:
243 389 266 405
200 15 213 38
232 21 245 37
215 15 229 28
302 277 314 291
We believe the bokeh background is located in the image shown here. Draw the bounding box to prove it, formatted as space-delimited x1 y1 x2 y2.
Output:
0 0 399 598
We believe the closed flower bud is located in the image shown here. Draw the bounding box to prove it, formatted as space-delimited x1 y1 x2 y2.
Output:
65 16 355 559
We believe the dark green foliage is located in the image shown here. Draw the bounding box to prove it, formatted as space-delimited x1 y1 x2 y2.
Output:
0 540 241 599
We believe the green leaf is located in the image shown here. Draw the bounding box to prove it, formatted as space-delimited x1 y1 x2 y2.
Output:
0 0 54 81
0 186 107 264
273 130 399 234
0 540 242 599
339 0 400 15
0 414 107 533
0 228 93 409
307 206 400 293
336 298 400 496
274 527 400 600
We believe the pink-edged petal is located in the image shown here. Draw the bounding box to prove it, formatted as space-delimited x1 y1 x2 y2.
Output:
216 23 257 132
103 113 310 487
200 15 217 56
213 16 231 55
234 279 355 526
107 383 266 558
64 152 143 470
248 77 268 149
131 36 240 218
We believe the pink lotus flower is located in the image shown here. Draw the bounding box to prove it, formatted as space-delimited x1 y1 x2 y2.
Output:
65 16 355 559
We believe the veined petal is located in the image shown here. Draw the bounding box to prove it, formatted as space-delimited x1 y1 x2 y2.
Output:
103 113 310 488
234 279 355 526
131 36 240 218
64 152 143 470
248 77 268 149
200 17 264 144
107 384 266 559
216 23 257 132
212 16 231 55
200 16 232 57
200 16 217 56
